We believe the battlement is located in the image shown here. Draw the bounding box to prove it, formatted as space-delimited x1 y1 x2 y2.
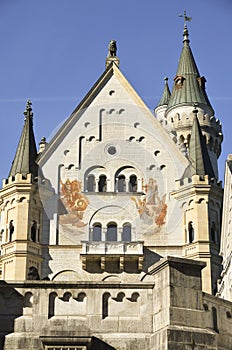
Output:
176 174 222 189
167 111 222 131
2 173 34 187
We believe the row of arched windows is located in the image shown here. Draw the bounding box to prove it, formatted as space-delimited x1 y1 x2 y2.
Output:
90 222 132 242
5 220 39 243
86 174 138 192
187 221 219 244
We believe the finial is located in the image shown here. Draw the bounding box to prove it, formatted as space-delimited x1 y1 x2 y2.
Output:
39 137 47 154
24 99 33 121
164 77 168 84
178 10 192 27
179 10 191 44
193 103 198 117
108 40 117 57
106 40 120 68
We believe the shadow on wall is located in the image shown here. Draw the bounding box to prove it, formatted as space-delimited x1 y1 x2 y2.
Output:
40 336 116 350
91 337 116 349
0 282 24 350
142 247 162 272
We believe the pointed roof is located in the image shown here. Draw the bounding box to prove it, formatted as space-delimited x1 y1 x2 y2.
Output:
9 100 38 178
157 77 171 107
188 107 215 178
167 25 213 113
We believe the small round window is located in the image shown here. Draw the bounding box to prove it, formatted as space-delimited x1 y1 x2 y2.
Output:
108 146 117 155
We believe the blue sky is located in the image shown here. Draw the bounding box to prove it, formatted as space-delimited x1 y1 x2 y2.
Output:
0 0 231 180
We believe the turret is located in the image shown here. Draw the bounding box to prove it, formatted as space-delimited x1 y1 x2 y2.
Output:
155 77 171 123
156 22 223 179
172 106 223 294
0 101 43 280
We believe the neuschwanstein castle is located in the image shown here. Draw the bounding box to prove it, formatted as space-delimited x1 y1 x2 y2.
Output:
0 22 231 350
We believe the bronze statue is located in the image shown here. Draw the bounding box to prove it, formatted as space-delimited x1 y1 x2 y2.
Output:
108 40 117 57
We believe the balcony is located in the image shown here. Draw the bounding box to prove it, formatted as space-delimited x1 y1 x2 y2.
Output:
80 241 144 272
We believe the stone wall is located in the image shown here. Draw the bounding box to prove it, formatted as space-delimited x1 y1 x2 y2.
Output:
0 257 232 350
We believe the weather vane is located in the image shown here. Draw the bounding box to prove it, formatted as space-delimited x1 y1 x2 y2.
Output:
178 10 192 26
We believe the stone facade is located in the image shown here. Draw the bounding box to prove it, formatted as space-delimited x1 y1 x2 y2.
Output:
0 25 232 350
1 257 232 350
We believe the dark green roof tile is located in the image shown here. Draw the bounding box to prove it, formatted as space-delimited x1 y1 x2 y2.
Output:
188 112 215 178
157 78 171 107
167 26 213 113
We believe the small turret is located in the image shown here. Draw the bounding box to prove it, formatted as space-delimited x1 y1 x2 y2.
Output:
0 101 42 281
160 19 223 179
155 77 171 122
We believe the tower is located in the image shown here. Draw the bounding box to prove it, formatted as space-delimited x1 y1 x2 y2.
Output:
155 22 223 293
155 24 223 179
0 101 43 280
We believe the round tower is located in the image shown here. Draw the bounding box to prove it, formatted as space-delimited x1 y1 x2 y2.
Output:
155 24 223 179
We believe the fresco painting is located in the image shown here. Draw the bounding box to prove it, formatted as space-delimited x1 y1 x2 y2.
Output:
131 178 167 232
59 179 89 228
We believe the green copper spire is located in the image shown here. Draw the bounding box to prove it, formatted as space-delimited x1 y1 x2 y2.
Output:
157 77 171 107
167 23 213 113
188 105 215 178
9 100 38 178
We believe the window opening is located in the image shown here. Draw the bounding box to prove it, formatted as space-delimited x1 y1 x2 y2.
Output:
122 223 131 241
31 220 37 242
9 220 14 241
87 174 95 192
212 307 219 332
92 223 102 241
188 221 194 243
98 175 107 192
129 175 137 192
118 175 126 192
106 222 117 241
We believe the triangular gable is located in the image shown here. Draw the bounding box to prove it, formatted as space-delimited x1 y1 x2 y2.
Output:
38 62 189 170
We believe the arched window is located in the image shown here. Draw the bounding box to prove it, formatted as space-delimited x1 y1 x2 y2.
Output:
118 175 126 192
92 223 102 241
98 175 107 192
48 292 57 319
9 220 14 241
179 135 185 143
212 307 219 332
106 222 117 241
31 220 37 242
188 221 194 243
187 134 191 147
102 292 110 319
87 174 95 192
122 223 131 241
62 292 72 302
129 175 137 192
0 229 3 242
